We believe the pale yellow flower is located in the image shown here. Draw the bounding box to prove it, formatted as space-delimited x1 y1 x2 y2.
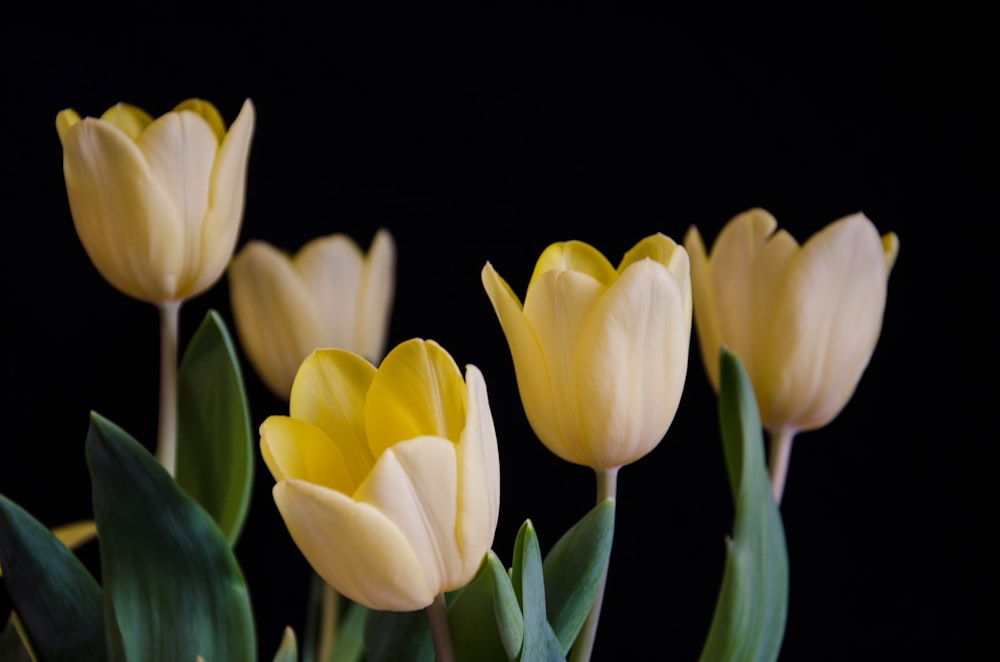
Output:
482 234 692 470
260 338 500 611
56 98 255 304
228 230 396 400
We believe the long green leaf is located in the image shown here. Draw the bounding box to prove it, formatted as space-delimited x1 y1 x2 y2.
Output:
86 411 256 662
511 520 563 661
363 608 433 662
176 309 254 546
0 614 35 662
699 348 789 662
448 550 523 661
542 498 615 655
0 494 106 661
330 600 368 662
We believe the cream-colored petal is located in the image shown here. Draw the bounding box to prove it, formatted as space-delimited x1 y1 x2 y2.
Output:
61 118 184 302
455 365 501 581
354 436 460 593
99 102 154 141
294 234 364 352
765 213 890 431
523 269 607 465
529 240 618 289
229 241 327 399
365 339 467 459
684 225 724 391
481 263 569 461
260 415 358 494
173 98 227 143
356 229 397 363
191 98 255 298
55 109 81 144
620 233 692 340
576 259 690 468
290 349 377 482
274 480 435 611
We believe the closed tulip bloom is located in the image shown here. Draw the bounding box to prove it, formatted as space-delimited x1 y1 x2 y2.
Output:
684 208 899 501
228 230 396 400
56 98 255 304
482 234 692 471
260 338 500 612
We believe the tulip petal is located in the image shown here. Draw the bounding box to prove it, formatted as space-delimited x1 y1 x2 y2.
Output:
766 213 889 430
260 415 358 494
229 241 326 399
365 339 466 460
294 234 365 353
274 480 435 611
530 240 617 289
55 108 81 143
290 349 377 481
619 233 692 335
455 365 501 579
194 98 255 298
99 103 154 141
577 258 690 468
685 225 724 391
61 118 185 302
173 98 227 143
357 229 397 363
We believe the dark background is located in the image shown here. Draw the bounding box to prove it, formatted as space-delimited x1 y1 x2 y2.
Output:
1 10 994 661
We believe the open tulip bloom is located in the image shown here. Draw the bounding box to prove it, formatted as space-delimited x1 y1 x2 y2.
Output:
685 208 899 503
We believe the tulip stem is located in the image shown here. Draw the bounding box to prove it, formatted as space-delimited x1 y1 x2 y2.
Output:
426 593 455 662
156 300 181 476
768 427 796 505
569 466 619 662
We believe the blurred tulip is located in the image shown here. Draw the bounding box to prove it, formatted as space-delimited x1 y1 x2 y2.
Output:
482 233 692 471
229 230 396 400
260 338 500 612
56 98 255 304
684 208 899 501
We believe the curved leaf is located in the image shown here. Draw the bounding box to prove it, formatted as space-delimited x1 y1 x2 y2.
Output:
176 309 254 546
86 411 256 662
448 550 523 661
363 608 433 662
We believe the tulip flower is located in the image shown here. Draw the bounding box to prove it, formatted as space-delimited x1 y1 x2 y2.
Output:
684 208 899 503
56 98 255 305
228 230 395 401
481 233 692 472
259 338 500 615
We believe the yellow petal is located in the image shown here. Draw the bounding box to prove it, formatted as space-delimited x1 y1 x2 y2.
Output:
294 234 365 353
576 257 690 468
260 415 359 494
193 98 255 299
354 436 461 592
365 339 466 459
765 212 890 430
290 349 377 481
55 108 81 144
455 365 501 580
61 118 184 302
481 263 568 460
99 102 154 140
529 240 617 290
619 233 692 337
356 229 397 363
173 98 227 143
274 480 434 611
684 224 724 391
883 232 900 272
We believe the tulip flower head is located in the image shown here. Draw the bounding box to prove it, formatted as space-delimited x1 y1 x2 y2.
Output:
259 338 501 612
482 233 692 471
55 98 255 305
228 230 396 400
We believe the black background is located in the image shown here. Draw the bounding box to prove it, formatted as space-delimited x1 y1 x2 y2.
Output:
1 10 994 661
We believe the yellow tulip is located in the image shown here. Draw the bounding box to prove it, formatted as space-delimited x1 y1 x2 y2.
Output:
684 208 899 501
228 230 396 400
481 234 692 471
55 98 255 304
260 338 500 612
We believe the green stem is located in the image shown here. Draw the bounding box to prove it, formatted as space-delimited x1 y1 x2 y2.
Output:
767 427 796 505
569 466 619 662
425 593 455 662
156 300 181 475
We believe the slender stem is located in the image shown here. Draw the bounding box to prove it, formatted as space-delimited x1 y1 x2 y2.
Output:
425 593 455 662
569 466 619 662
156 300 181 475
767 427 797 505
318 581 340 662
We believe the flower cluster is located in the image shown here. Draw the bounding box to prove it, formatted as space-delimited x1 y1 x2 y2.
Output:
0 97 898 662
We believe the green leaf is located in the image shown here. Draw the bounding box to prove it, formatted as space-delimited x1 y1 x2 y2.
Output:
176 309 254 546
363 608 433 662
541 498 615 655
448 550 523 661
0 494 106 661
86 411 256 662
699 348 789 662
330 600 368 662
273 626 299 662
0 614 35 662
511 520 561 661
